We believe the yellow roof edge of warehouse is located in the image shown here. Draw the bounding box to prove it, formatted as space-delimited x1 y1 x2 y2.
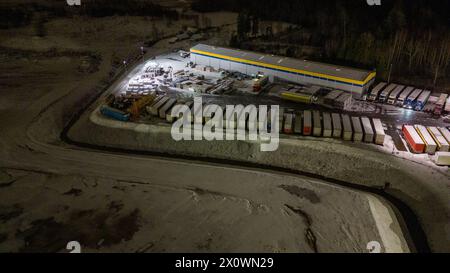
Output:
190 44 376 86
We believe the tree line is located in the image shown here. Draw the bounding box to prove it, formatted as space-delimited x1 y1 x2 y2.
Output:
192 0 450 87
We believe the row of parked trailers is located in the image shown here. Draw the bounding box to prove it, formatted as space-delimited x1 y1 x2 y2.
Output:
368 82 449 114
282 110 385 144
402 125 450 154
141 95 386 145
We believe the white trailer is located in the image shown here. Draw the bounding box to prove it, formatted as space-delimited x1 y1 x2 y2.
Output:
303 110 312 136
415 125 437 154
278 108 285 133
159 98 177 119
166 101 193 123
313 111 322 137
284 113 294 134
428 127 449 152
341 114 353 141
404 89 423 109
378 83 397 103
396 86 414 106
361 117 374 143
351 116 363 142
148 96 169 116
368 82 387 101
434 152 450 166
331 113 342 138
294 112 302 134
322 112 332 137
237 107 249 131
372 118 385 145
438 127 450 144
203 104 219 124
387 85 405 104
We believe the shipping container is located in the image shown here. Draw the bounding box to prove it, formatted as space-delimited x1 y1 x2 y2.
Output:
438 127 450 144
414 90 431 111
331 113 342 138
368 82 387 101
404 89 423 109
434 152 450 166
427 127 449 152
313 111 322 136
303 110 312 136
415 125 437 154
378 83 397 103
351 116 363 142
361 117 374 143
322 112 332 138
294 112 302 134
100 105 130 122
387 85 405 104
341 114 353 141
284 113 294 134
402 125 425 153
396 86 414 106
148 96 169 116
372 118 385 145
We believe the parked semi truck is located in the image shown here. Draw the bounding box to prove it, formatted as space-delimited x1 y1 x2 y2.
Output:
387 85 405 104
404 89 423 109
378 83 397 103
434 93 448 116
368 82 387 101
396 86 414 107
414 90 431 111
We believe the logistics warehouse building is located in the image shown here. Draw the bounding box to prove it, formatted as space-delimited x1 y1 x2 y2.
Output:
190 44 376 98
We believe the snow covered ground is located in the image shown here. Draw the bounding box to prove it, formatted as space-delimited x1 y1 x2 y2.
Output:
0 12 447 253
